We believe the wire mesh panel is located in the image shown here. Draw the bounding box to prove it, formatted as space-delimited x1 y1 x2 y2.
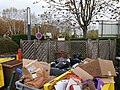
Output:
110 40 116 60
64 41 72 56
49 41 57 62
99 40 110 59
69 41 87 57
56 41 66 51
87 40 98 59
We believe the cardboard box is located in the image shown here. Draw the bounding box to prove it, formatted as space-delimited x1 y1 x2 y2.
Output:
79 59 116 77
22 59 34 67
22 59 50 79
39 61 50 77
72 67 93 81
100 77 114 84
22 60 40 75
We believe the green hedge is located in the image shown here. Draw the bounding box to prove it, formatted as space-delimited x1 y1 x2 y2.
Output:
11 34 36 45
0 38 19 54
70 37 116 40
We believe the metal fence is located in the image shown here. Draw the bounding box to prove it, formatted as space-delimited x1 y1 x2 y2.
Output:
20 39 116 62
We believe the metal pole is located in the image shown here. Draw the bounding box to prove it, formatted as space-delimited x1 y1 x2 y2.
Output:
101 20 103 37
118 19 120 38
23 13 26 34
27 7 31 40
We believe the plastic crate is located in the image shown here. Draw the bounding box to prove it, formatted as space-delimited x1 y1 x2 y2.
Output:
44 70 114 90
0 64 4 88
15 80 43 90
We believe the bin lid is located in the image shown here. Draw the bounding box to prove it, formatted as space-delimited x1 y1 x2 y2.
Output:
2 60 22 68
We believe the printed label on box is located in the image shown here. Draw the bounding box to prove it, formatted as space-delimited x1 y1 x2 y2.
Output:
32 73 37 79
27 65 36 72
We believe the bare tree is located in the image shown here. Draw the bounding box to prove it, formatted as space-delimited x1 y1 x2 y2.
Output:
1 7 39 35
37 0 120 38
2 7 24 35
0 18 7 34
38 7 73 38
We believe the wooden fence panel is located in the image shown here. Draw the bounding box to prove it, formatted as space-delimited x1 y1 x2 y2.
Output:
20 39 116 62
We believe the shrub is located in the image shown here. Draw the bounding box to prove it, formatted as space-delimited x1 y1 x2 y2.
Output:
87 30 98 38
0 38 19 54
11 34 36 45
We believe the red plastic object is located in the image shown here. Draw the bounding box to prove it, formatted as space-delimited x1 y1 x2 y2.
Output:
18 48 22 60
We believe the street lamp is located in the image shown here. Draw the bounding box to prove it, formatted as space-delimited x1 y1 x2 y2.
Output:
27 7 31 40
23 10 27 34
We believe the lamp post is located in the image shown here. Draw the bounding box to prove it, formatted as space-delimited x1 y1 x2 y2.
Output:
27 7 31 40
118 18 120 37
23 10 27 34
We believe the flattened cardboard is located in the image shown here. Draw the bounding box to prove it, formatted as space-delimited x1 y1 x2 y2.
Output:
22 59 35 67
100 77 115 84
79 59 116 77
39 61 50 76
72 67 93 81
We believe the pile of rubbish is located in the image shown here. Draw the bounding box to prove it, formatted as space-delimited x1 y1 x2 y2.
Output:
17 54 116 90
50 52 85 76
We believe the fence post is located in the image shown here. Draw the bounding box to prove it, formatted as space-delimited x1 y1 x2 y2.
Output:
34 40 36 60
47 40 50 62
87 39 91 58
20 39 23 58
97 39 99 58
109 39 111 60
113 39 117 60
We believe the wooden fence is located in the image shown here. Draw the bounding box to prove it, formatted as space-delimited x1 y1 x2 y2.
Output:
20 39 116 62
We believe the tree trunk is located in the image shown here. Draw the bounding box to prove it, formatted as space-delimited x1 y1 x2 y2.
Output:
82 26 88 38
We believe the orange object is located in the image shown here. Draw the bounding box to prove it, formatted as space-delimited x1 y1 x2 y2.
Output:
67 74 81 81
18 48 22 60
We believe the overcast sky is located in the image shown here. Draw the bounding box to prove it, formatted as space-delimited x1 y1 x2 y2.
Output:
0 0 120 20
0 0 48 16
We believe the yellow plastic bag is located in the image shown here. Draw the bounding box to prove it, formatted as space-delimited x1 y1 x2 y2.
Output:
102 83 114 90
